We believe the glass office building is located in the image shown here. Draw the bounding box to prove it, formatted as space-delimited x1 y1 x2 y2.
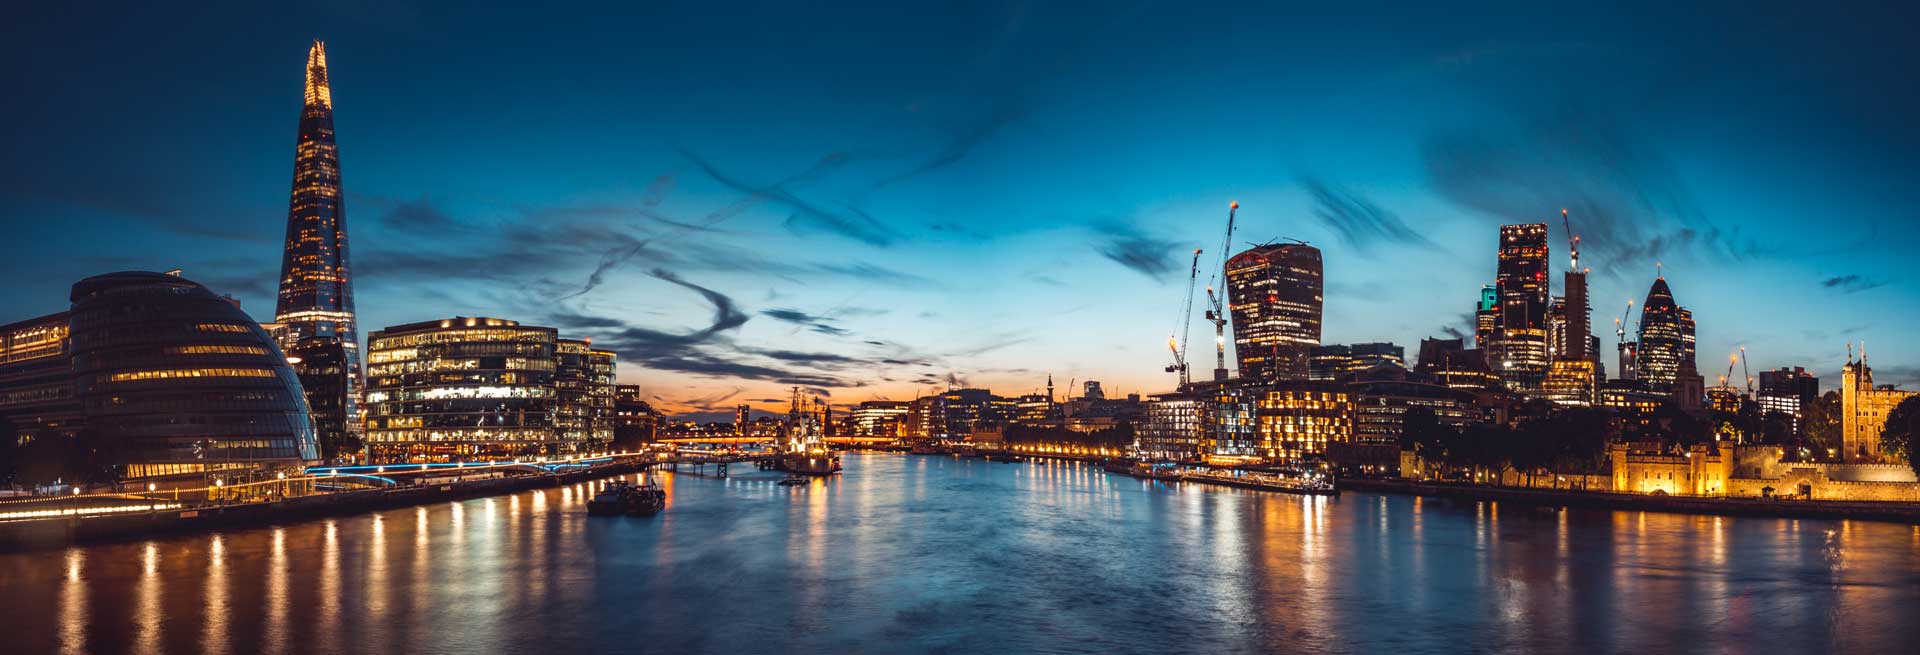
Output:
364 317 616 461
1225 243 1323 381
67 271 318 479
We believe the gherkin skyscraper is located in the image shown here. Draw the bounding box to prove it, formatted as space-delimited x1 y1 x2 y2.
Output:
275 41 361 435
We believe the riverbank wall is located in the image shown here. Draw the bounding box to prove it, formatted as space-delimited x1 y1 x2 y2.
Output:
0 461 647 551
1342 478 1920 524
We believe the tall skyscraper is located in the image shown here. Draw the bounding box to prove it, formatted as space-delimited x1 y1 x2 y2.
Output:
1225 243 1323 381
1634 276 1697 393
1489 224 1549 390
1543 215 1597 405
275 41 361 432
1473 285 1497 349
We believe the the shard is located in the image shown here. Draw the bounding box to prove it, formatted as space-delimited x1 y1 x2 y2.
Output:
274 41 361 435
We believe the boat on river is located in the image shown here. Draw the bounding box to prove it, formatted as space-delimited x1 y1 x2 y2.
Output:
587 481 668 516
773 388 842 476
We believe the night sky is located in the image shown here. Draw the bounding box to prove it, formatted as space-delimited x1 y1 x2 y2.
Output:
3 2 1916 418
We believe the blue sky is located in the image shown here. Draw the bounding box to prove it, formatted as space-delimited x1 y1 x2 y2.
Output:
2 1 1916 417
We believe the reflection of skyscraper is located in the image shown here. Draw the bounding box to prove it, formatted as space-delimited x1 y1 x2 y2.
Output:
1489 224 1549 390
1634 276 1696 392
275 41 361 436
1226 243 1323 381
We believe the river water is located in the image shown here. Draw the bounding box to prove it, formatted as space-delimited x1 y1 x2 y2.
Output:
3 453 1918 654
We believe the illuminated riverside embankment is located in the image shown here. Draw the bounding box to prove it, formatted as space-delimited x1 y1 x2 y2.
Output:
0 454 662 549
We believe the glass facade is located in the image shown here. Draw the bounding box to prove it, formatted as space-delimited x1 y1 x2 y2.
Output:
67 272 318 478
554 339 618 447
1137 391 1208 461
1226 243 1323 381
0 312 81 443
1634 277 1696 392
1489 223 1549 391
1256 382 1354 464
289 335 354 460
364 317 615 460
851 400 910 437
275 40 362 438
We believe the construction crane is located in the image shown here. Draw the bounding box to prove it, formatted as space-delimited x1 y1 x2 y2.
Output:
1561 208 1579 270
1739 346 1754 396
1201 201 1239 382
1614 299 1636 379
1722 352 1738 388
1165 248 1203 387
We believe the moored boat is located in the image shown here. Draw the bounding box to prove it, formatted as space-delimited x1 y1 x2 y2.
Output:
587 480 668 516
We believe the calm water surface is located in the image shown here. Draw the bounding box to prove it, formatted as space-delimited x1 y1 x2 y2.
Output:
4 453 1919 654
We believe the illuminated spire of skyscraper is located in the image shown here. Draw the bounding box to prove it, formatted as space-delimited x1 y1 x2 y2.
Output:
276 40 361 431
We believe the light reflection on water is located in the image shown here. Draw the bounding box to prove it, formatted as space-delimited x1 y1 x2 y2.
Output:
3 452 1919 654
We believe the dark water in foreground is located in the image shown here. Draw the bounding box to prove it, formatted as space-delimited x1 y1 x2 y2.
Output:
4 453 1919 654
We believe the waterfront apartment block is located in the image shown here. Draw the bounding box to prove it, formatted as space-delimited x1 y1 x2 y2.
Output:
1137 378 1356 465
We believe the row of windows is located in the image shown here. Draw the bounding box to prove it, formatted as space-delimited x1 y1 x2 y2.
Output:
124 461 261 479
367 342 552 363
369 371 555 388
367 399 558 417
367 385 554 403
196 323 254 334
102 367 278 383
367 356 554 376
166 345 270 356
369 328 554 350
364 427 571 443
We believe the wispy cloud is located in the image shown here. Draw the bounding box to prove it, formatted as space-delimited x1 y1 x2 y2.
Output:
678 148 900 246
1300 178 1436 252
762 308 851 336
1422 100 1766 277
870 107 1022 189
374 196 465 234
1822 274 1886 294
1093 222 1180 279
